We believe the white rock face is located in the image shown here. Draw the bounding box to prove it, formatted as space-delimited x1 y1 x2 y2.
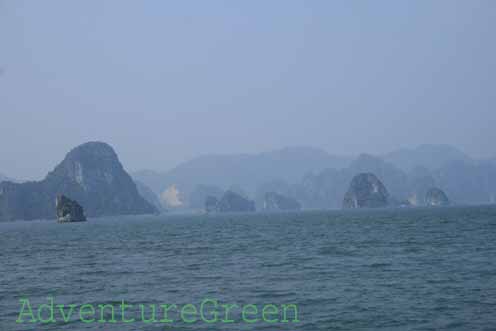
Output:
425 187 450 206
372 183 379 193
408 193 418 206
75 162 84 185
0 141 158 221
161 184 183 208
343 173 389 209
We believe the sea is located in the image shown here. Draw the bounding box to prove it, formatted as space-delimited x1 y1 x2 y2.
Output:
1 206 495 331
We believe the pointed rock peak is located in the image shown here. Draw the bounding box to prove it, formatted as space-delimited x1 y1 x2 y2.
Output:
343 173 390 209
63 142 119 165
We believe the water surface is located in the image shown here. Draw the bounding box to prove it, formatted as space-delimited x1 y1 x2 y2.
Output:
1 206 495 330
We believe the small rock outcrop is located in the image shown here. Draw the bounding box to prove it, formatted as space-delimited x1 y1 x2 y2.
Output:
205 196 219 213
343 173 389 209
56 195 87 222
425 187 450 206
213 191 256 212
263 192 301 211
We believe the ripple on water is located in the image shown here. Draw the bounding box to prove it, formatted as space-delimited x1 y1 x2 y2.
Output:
1 206 496 330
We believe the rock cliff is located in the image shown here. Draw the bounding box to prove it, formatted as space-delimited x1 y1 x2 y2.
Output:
0 142 157 221
425 187 450 206
208 191 256 212
56 195 87 222
135 180 163 213
343 173 390 209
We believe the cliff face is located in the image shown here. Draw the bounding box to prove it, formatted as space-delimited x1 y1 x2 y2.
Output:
425 188 450 206
343 173 390 209
0 142 157 221
56 195 87 223
263 192 301 211
135 180 163 212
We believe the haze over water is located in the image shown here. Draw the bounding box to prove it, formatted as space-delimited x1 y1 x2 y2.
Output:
1 206 495 330
2 2 496 330
2 1 496 180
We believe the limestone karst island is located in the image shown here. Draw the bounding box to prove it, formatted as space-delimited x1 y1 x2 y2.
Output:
5 141 494 223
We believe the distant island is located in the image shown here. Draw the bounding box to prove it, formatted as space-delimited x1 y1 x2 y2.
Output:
130 145 495 212
343 173 390 209
342 173 451 209
205 191 256 213
0 142 157 222
1 143 493 221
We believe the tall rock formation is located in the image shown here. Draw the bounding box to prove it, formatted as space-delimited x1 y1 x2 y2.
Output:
287 154 408 209
343 173 390 209
0 142 157 221
425 187 450 206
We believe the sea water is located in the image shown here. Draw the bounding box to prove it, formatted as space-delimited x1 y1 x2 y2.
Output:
1 206 495 330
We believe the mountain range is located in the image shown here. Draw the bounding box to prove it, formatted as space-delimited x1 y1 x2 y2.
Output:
382 144 472 172
2 143 494 220
132 146 352 205
132 144 496 210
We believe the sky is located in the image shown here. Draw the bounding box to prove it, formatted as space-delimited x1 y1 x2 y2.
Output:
1 0 495 180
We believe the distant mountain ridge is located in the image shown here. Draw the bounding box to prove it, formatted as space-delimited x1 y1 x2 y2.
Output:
284 154 408 209
132 144 490 210
2 143 490 220
132 146 352 200
0 142 157 221
278 154 496 209
383 144 471 172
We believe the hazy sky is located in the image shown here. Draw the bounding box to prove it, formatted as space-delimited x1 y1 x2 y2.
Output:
1 1 495 180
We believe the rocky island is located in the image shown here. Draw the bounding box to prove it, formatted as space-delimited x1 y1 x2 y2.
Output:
56 195 87 222
0 142 157 221
425 187 450 206
205 190 256 213
343 173 390 209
